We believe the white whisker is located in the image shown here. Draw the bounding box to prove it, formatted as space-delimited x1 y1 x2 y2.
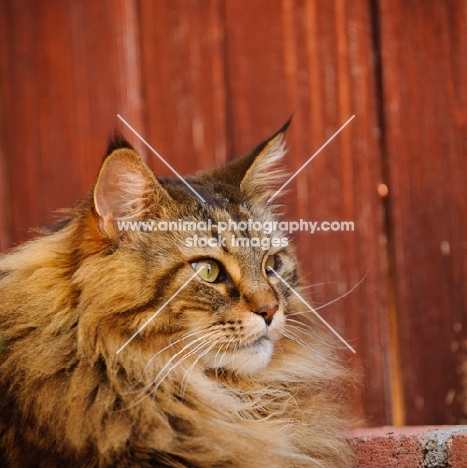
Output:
149 332 218 386
180 341 218 398
298 281 338 290
148 338 216 397
139 325 210 379
287 321 343 348
289 271 369 316
213 341 228 369
275 340 285 359
283 331 315 355
314 270 368 311
286 319 321 336
121 337 217 411
232 341 241 374
285 319 337 345
122 330 218 398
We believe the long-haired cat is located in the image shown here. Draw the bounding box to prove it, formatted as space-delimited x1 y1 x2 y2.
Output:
0 121 356 467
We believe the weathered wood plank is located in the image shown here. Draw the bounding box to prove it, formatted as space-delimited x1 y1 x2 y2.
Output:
224 0 392 424
0 0 143 246
0 1 11 252
378 0 467 424
0 141 11 252
138 0 227 175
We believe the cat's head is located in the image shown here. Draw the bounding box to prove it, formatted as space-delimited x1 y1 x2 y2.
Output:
75 119 299 378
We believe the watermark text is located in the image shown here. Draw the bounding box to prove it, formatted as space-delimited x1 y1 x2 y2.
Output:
116 218 355 235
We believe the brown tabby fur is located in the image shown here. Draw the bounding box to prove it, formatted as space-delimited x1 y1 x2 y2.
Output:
0 122 356 467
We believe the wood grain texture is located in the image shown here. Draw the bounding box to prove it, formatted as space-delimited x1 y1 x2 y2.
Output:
0 9 11 252
224 0 392 424
0 139 11 252
138 0 227 175
378 0 467 424
0 0 142 244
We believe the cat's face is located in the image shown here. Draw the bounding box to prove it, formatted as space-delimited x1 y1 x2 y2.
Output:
134 194 296 376
78 122 297 379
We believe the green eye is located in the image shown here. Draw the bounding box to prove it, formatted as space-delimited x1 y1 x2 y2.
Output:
264 255 276 274
191 259 220 283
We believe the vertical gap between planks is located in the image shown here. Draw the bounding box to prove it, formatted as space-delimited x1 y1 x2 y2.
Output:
369 0 405 426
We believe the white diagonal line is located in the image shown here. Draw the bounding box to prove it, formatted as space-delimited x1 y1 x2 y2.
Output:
267 114 355 203
116 266 205 354
267 267 356 353
117 114 206 203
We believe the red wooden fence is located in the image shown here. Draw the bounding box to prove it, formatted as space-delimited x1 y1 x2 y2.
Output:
1 0 466 427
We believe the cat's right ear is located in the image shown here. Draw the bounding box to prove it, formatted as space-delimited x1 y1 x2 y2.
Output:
93 147 169 238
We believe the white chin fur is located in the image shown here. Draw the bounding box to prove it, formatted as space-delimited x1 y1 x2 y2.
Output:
202 338 274 376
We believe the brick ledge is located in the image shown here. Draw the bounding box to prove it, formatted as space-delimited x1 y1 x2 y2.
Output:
350 426 467 467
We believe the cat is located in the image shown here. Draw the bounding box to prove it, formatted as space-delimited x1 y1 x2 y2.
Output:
0 120 357 467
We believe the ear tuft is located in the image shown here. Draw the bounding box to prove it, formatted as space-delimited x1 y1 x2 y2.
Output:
105 131 134 157
239 129 288 203
239 117 292 204
93 148 157 238
198 117 292 205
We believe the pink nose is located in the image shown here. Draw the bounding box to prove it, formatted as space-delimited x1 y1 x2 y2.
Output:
253 304 279 326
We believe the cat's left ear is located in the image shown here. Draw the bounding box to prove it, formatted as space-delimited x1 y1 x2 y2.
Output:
202 117 291 204
239 118 291 203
